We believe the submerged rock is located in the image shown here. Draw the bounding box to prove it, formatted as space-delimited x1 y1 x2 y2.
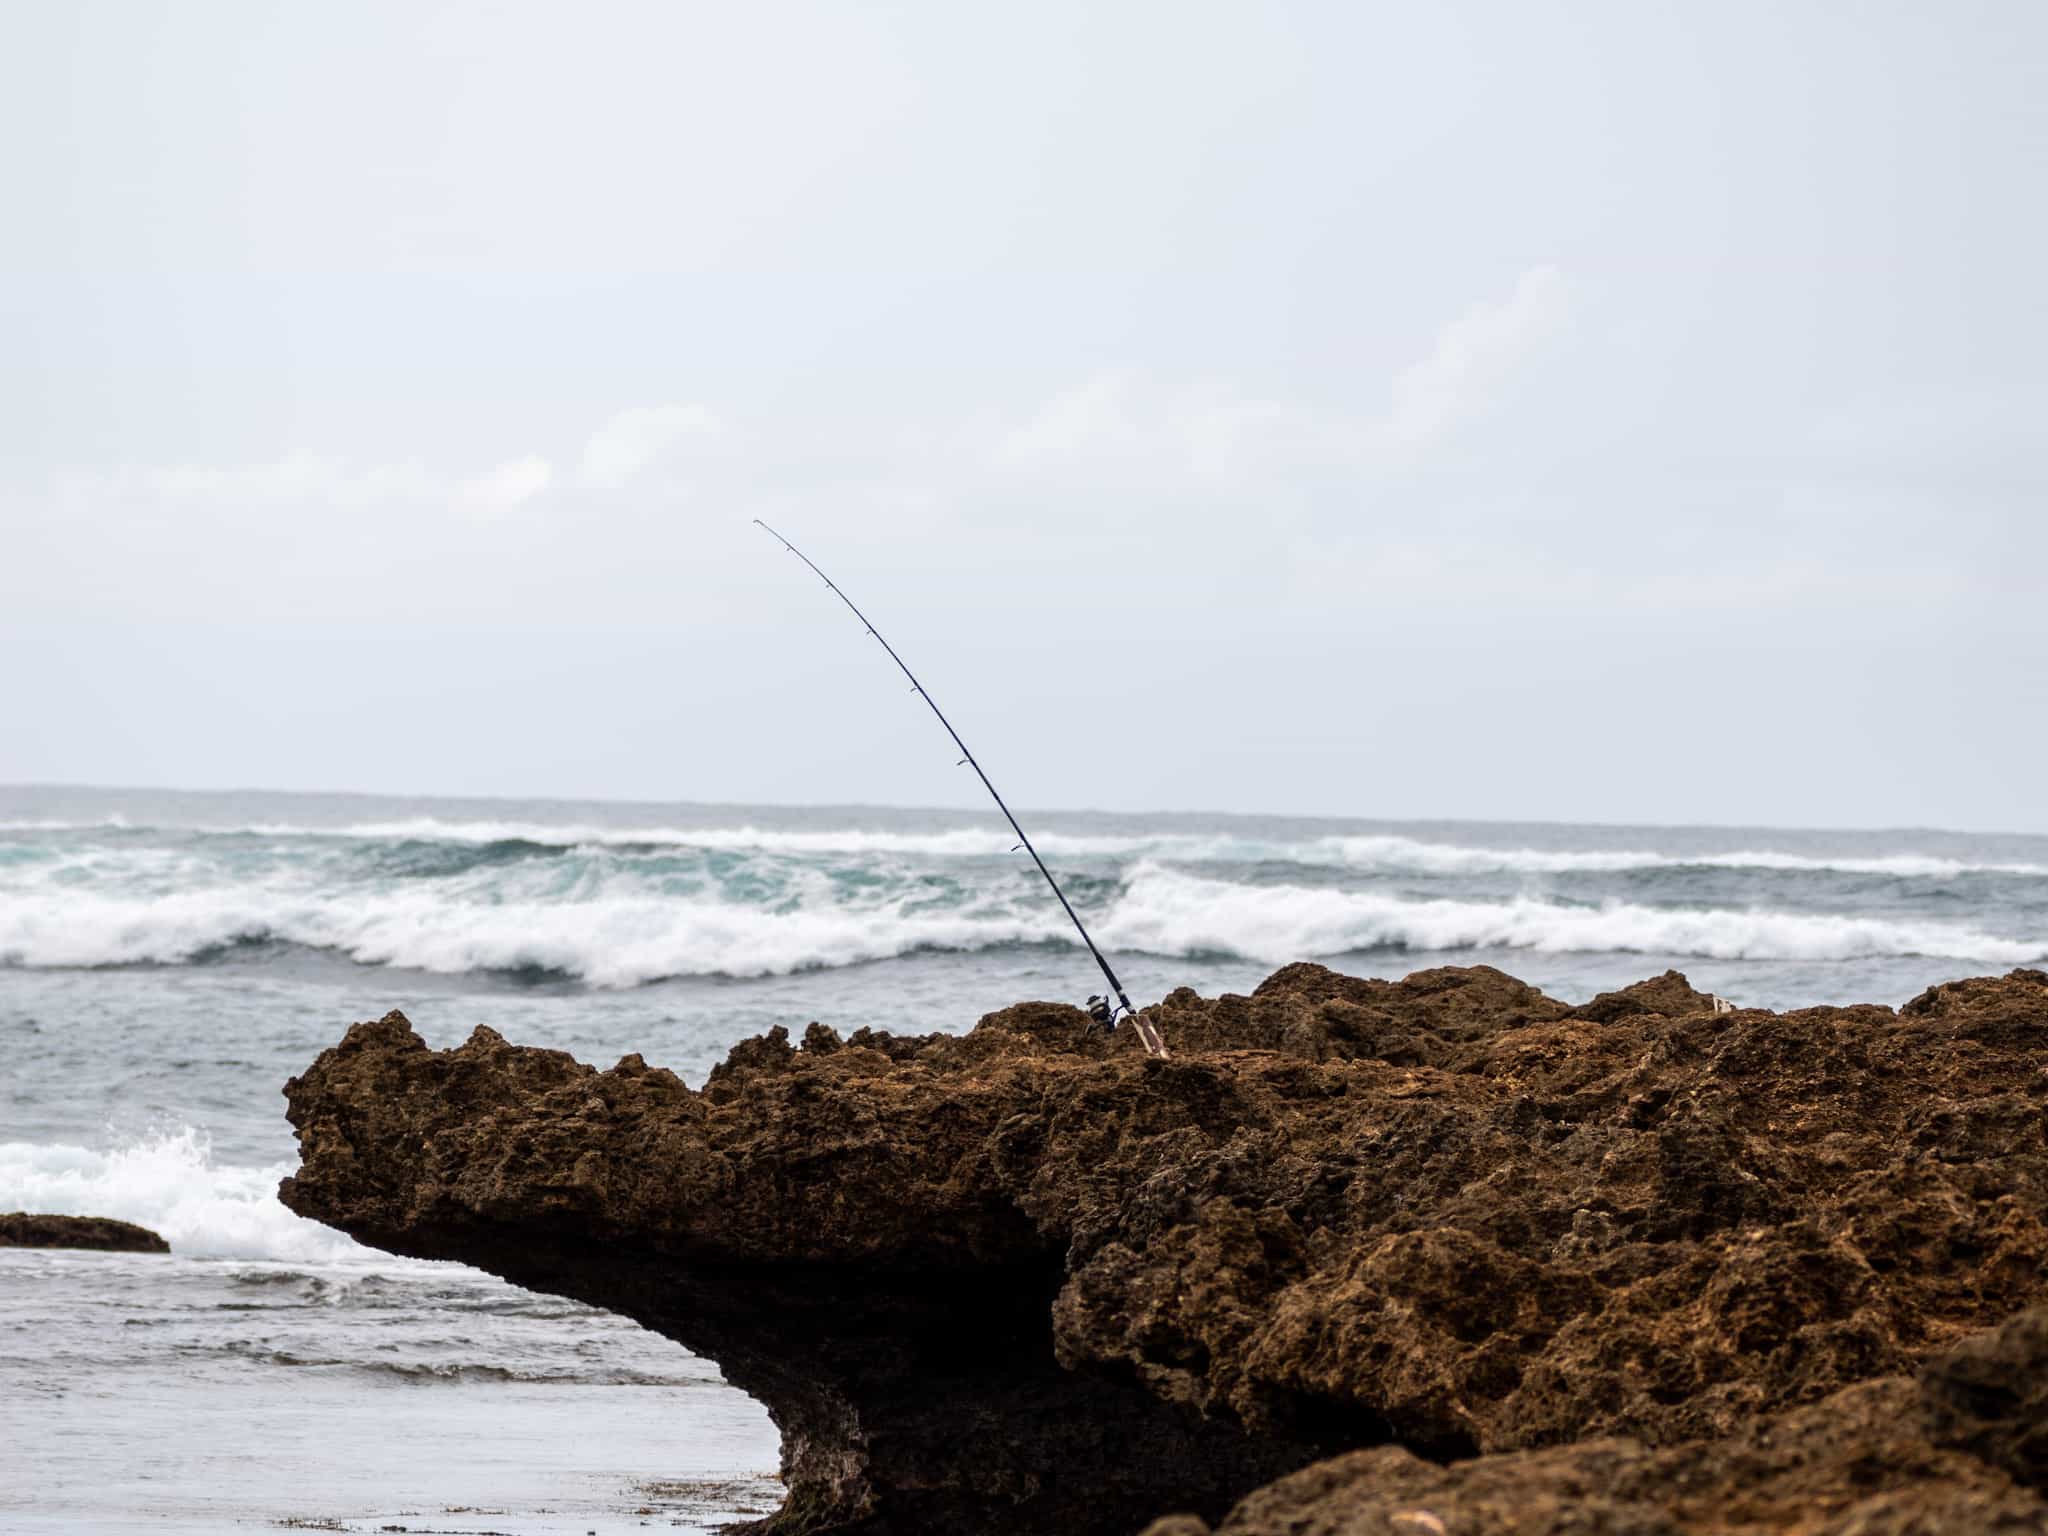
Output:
0 1212 170 1252
280 964 2048 1534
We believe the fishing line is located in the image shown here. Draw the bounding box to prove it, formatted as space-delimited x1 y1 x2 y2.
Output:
753 519 1169 1058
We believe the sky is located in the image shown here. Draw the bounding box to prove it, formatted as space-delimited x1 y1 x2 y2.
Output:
3 1 2044 831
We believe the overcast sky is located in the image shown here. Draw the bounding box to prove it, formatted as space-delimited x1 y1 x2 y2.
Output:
3 1 2043 831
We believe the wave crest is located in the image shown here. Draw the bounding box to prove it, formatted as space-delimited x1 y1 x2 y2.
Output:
1315 834 2048 880
1096 865 2045 966
4 861 2038 985
0 885 1064 985
15 813 2043 879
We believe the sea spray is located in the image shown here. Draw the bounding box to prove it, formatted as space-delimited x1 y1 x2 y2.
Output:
0 1128 367 1262
1098 863 2047 969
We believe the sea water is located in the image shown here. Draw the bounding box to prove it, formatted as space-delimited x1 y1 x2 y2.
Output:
4 785 2045 1530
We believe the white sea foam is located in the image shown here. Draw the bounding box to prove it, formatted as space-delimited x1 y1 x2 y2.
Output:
0 883 1065 985
30 814 2033 878
0 1128 369 1262
1309 834 2048 879
11 809 2048 878
1095 865 2047 966
243 815 1236 861
4 861 2039 982
250 816 1030 853
302 820 2048 877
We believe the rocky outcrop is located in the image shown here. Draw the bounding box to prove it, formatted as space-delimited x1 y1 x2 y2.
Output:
280 964 2048 1534
1146 1303 2048 1535
0 1212 170 1252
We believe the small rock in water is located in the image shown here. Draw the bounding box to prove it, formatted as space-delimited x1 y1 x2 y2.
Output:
0 1212 170 1252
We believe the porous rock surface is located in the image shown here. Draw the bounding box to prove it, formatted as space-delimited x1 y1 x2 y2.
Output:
0 1212 170 1252
280 964 2048 1534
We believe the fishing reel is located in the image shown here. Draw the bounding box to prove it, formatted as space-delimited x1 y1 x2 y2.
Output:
1085 993 1169 1058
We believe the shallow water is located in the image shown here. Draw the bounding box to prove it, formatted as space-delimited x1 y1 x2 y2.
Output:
4 785 2044 1528
0 1248 779 1534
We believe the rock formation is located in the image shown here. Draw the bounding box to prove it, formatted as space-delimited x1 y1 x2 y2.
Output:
280 964 2048 1534
1143 1306 2048 1535
0 1212 170 1252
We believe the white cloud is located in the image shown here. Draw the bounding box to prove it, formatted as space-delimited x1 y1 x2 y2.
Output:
1377 265 1571 452
43 277 1571 536
992 369 1318 486
457 455 553 518
988 268 1573 489
994 368 1144 471
36 281 1577 551
580 404 723 488
46 402 729 532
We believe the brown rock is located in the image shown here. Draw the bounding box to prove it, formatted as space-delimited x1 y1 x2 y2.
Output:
0 1212 170 1252
1568 968 1724 1024
279 964 2048 1534
1146 1311 2048 1535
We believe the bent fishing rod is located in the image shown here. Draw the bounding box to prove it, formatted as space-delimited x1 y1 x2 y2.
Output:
753 519 1168 1058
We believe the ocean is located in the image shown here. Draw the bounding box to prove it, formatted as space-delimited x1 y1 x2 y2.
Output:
4 783 2045 1532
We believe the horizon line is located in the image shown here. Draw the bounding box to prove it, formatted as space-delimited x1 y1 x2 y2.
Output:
1 778 2038 844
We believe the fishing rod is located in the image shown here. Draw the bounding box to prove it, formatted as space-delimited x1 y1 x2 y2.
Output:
753 519 1168 1059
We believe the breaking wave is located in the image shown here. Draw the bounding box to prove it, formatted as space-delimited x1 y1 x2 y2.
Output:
11 813 2046 878
0 885 1066 984
1313 835 2048 880
0 1128 370 1262
3 862 2038 985
1098 865 2045 967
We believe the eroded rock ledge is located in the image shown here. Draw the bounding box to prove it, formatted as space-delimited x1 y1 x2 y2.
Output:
280 964 2048 1534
